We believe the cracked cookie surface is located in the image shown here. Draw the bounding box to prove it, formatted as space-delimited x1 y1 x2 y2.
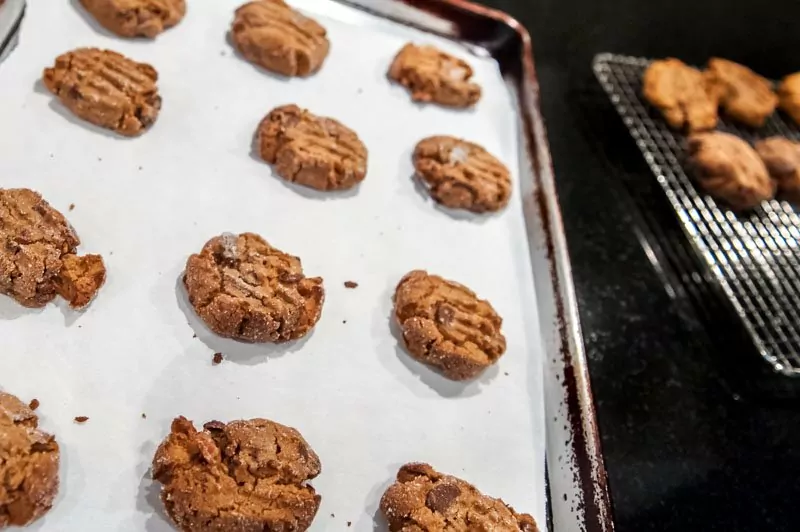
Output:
393 270 506 381
184 232 324 342
258 104 367 191
79 0 186 38
0 188 106 309
388 43 481 108
153 416 321 532
413 136 510 213
380 463 538 532
231 0 329 77
43 47 161 136
687 132 774 210
705 58 778 128
778 72 800 126
0 391 60 528
755 136 800 202
642 58 719 132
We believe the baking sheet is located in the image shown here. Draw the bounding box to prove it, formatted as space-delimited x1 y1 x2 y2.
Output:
0 1 546 530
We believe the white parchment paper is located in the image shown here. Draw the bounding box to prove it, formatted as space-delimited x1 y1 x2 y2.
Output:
0 1 546 530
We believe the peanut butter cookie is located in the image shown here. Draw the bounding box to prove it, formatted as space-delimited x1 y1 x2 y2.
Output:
778 72 800 126
257 104 367 191
642 58 719 132
184 232 324 343
705 58 778 128
0 188 106 309
393 270 506 381
42 47 161 136
0 391 60 528
687 132 774 210
231 0 329 77
380 463 538 532
755 137 800 202
79 0 186 38
153 416 321 532
413 135 510 213
388 43 481 108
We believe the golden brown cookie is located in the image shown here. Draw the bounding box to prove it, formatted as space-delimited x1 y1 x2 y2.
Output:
642 58 718 132
778 72 800 126
687 132 774 210
380 463 538 532
755 137 800 202
184 232 324 343
257 104 368 191
413 135 510 213
388 44 481 108
153 416 321 532
231 0 329 77
0 188 106 309
79 0 186 38
393 270 506 381
0 391 60 528
42 47 161 136
705 58 778 128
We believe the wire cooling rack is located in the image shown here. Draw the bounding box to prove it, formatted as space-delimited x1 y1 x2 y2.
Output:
593 53 800 377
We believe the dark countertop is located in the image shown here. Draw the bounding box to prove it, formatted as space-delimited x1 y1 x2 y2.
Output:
480 0 800 530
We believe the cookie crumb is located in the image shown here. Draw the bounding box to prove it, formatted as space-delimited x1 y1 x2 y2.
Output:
504 372 509 376
68 203 75 211
330 513 335 518
342 320 347 324
212 353 223 365
74 416 89 423
192 333 197 338
347 521 352 527
141 413 147 419
344 281 358 289
29 398 40 410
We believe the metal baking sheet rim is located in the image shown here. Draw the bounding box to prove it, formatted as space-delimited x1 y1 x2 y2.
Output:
0 1 613 531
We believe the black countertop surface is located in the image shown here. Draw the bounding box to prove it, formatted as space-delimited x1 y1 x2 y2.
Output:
479 0 800 530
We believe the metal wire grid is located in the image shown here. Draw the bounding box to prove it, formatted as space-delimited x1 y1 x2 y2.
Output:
593 53 800 376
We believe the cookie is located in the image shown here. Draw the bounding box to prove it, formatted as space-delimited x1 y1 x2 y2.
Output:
705 58 778 128
184 232 324 343
642 58 718 132
42 47 161 136
78 0 186 38
0 391 60 528
257 104 368 191
153 416 321 532
388 43 481 108
393 270 506 381
755 137 800 202
231 0 329 77
687 132 774 210
380 463 538 532
778 72 800 126
0 188 106 309
413 135 511 213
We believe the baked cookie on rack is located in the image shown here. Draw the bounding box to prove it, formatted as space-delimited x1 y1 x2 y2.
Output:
0 188 106 309
393 270 506 381
687 131 774 210
642 58 719 132
380 463 538 532
231 0 329 77
257 104 368 191
778 72 800 126
705 58 778 128
184 232 324 343
153 416 321 532
0 391 60 528
78 0 186 38
413 135 510 213
388 43 481 108
43 47 161 136
755 136 800 202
